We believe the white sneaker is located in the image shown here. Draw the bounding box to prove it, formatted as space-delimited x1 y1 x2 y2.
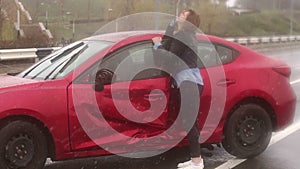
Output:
177 159 204 169
177 160 192 168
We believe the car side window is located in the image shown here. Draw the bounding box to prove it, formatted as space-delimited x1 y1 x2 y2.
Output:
98 42 166 83
215 44 238 65
197 42 220 68
197 42 238 68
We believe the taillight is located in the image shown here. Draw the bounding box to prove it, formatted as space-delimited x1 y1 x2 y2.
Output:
272 66 291 78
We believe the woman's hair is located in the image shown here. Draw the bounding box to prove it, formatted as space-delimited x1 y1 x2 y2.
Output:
186 9 200 27
183 9 201 31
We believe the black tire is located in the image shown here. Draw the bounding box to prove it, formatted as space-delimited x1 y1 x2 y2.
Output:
0 120 47 169
222 104 273 158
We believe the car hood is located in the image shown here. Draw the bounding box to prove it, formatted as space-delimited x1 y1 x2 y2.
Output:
0 75 41 91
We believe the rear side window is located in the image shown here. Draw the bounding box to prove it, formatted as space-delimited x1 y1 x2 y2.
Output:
215 44 239 65
197 42 239 68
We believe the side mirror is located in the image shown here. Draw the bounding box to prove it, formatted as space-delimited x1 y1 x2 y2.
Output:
93 69 114 92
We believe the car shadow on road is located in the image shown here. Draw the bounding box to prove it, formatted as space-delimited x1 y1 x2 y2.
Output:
44 147 191 169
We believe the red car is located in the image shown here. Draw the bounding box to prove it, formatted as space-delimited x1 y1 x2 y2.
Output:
0 31 296 169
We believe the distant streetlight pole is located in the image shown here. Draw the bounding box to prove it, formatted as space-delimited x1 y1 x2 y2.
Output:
46 10 48 29
290 0 294 35
108 8 113 21
17 7 20 38
182 0 187 9
87 0 91 22
41 2 49 29
115 12 121 32
176 0 182 16
72 15 76 40
115 17 118 32
155 0 160 30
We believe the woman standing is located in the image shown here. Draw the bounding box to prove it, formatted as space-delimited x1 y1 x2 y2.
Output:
152 9 204 169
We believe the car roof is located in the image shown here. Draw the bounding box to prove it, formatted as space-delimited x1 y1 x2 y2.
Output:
83 31 164 42
83 30 227 43
83 31 244 52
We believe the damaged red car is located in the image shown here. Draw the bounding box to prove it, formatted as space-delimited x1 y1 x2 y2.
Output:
0 31 296 169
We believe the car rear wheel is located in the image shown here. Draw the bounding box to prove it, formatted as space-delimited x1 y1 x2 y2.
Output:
222 104 273 158
0 120 47 169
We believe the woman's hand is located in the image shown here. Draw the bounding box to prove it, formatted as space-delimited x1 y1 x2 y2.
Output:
152 37 162 44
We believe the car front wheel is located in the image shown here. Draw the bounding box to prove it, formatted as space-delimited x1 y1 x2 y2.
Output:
0 120 47 169
222 104 273 158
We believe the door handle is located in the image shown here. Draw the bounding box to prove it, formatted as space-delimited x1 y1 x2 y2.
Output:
217 79 236 87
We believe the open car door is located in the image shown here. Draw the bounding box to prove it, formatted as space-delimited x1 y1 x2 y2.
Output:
68 42 173 153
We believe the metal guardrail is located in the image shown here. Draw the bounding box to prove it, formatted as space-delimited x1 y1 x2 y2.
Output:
0 47 60 61
0 35 300 61
225 35 300 45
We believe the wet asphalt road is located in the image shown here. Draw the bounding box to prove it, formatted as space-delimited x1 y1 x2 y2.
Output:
234 129 300 169
1 46 300 169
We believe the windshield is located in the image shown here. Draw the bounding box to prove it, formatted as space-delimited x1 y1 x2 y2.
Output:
18 41 112 80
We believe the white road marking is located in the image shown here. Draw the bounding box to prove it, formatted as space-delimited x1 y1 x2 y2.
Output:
269 121 300 146
215 121 300 169
290 79 300 85
214 159 247 169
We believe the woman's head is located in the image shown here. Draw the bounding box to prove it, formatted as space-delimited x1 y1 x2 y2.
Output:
186 9 200 28
178 9 200 31
178 10 190 21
